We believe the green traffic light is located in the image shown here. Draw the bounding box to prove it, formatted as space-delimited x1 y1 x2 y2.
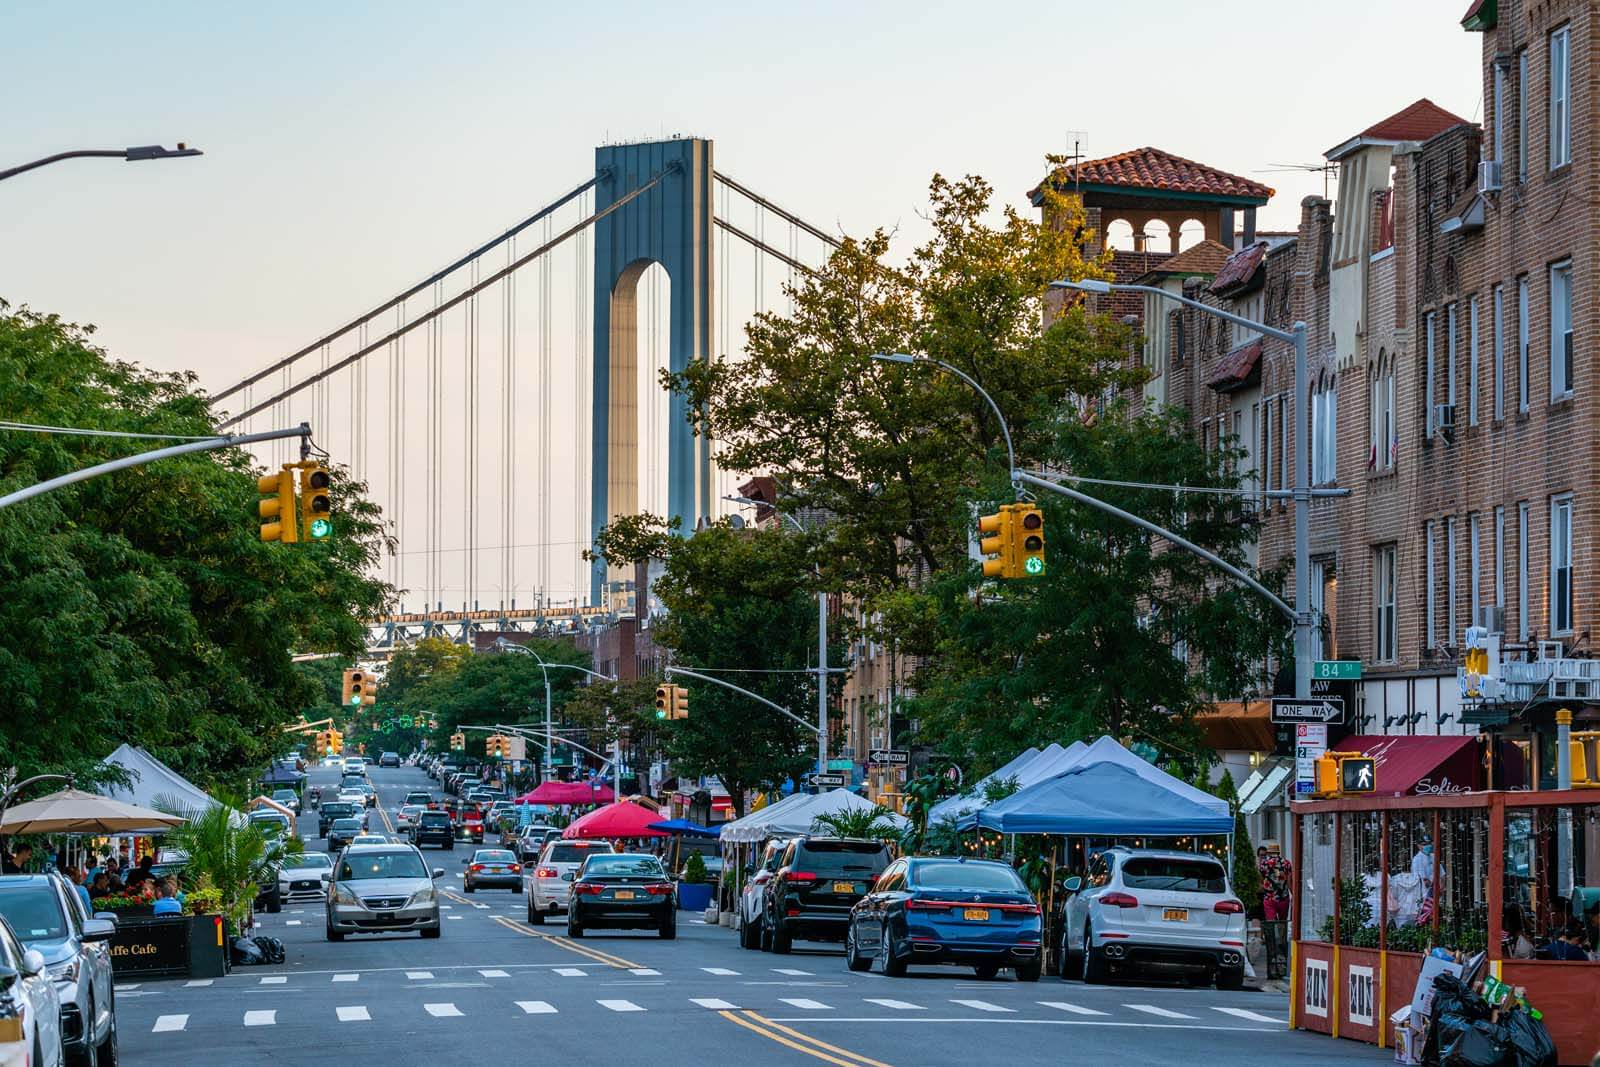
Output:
348 694 362 706
1024 556 1044 576
309 517 332 539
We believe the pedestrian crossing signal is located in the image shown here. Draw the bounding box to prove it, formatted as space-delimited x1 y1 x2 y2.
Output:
1340 756 1376 794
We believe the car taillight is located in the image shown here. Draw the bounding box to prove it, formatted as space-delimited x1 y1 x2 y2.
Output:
645 885 673 896
509 864 522 873
993 902 1041 914
536 867 558 878
1099 892 1139 908
906 899 953 910
470 864 484 872
573 883 604 896
1213 899 1244 914
786 871 818 883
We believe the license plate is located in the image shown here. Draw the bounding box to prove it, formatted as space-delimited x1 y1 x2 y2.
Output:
614 890 635 900
376 912 394 921
832 881 856 894
1162 908 1189 922
488 867 504 873
962 908 990 921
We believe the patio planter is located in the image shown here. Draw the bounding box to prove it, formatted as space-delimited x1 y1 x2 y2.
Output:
676 882 713 912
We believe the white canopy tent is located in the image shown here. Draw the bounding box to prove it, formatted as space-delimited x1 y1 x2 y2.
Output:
720 791 819 844
101 744 221 817
729 788 907 842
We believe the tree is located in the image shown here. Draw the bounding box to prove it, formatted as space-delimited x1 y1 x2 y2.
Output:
0 305 392 790
397 638 589 760
1214 769 1261 914
810 806 900 841
378 636 470 706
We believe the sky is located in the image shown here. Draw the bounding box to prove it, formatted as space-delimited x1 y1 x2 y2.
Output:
3 1 1484 609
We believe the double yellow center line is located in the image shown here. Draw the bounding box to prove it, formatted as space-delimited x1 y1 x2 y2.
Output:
719 1010 893 1067
488 913 640 969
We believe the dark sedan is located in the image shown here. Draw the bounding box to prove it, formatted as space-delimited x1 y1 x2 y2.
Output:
463 849 523 893
846 857 1042 980
567 854 675 939
326 817 364 853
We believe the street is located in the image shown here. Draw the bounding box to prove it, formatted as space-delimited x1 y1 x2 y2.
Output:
108 764 1385 1067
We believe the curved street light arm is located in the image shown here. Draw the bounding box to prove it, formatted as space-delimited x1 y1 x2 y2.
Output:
870 353 1017 481
665 666 823 736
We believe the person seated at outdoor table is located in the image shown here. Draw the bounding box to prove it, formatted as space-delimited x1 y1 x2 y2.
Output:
1540 925 1590 961
2 843 33 874
69 869 93 914
151 880 183 916
123 854 156 888
1503 906 1536 960
161 877 185 907
88 873 112 899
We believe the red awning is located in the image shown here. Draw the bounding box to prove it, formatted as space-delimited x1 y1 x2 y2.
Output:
1205 340 1263 393
1338 734 1482 797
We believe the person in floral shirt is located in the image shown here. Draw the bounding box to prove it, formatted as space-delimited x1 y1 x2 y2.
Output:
1257 844 1292 978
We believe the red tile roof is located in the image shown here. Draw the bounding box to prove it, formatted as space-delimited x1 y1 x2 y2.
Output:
1210 242 1268 294
1138 239 1232 281
1206 340 1263 392
1359 98 1470 143
1036 147 1273 203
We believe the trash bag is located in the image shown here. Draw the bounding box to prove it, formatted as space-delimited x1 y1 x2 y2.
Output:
251 936 286 965
1425 974 1495 1066
229 936 265 966
1503 1010 1557 1067
1438 1017 1510 1067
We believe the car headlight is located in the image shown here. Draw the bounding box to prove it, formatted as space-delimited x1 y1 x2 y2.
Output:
332 886 362 906
46 959 78 984
406 887 436 907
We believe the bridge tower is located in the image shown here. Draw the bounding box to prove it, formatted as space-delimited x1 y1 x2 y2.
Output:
590 138 715 606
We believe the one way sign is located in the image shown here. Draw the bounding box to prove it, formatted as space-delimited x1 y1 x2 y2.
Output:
867 749 909 766
1270 696 1345 725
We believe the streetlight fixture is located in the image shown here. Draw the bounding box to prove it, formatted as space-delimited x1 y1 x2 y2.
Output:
493 639 616 783
0 143 204 183
1050 277 1315 702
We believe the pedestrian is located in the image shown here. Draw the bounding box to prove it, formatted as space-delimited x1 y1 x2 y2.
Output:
1257 843 1291 979
70 868 93 914
151 880 183 916
1409 838 1435 893
88 873 111 900
2 843 33 874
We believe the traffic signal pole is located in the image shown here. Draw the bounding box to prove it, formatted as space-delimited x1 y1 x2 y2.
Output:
665 667 824 737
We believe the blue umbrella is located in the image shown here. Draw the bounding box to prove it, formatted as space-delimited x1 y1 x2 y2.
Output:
646 818 721 838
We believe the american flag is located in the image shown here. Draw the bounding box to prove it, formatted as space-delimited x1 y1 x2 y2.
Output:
1417 892 1435 927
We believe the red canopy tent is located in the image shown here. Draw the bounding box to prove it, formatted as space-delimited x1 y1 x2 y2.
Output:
563 800 669 839
515 780 615 805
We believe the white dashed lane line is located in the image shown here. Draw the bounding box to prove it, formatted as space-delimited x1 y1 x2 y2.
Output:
243 1010 276 1027
152 1015 188 1033
516 1001 557 1014
424 1003 463 1018
950 999 1014 1013
1212 1006 1285 1024
1038 1001 1110 1017
336 1006 370 1022
598 999 645 1012
1126 1004 1197 1020
864 999 924 1011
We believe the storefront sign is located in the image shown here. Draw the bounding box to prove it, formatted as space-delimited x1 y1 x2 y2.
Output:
1294 724 1327 796
109 915 190 977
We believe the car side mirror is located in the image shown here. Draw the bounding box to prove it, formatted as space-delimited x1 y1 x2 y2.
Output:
20 950 45 977
431 869 445 880
561 872 576 882
93 912 119 927
461 858 469 864
81 919 116 943
1063 876 1083 893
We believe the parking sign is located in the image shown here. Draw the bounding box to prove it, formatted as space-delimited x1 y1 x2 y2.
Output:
1294 723 1328 795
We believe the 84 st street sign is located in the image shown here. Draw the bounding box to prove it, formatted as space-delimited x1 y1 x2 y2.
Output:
1271 696 1345 725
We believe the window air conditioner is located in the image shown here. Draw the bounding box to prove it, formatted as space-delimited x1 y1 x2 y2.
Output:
1435 403 1457 442
1478 160 1503 194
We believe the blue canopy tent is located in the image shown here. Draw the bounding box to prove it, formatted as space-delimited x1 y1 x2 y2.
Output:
958 762 1234 837
647 818 722 838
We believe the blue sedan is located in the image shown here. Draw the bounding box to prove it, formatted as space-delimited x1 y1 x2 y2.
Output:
845 857 1043 980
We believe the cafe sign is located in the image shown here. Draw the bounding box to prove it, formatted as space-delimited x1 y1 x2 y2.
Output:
109 915 190 977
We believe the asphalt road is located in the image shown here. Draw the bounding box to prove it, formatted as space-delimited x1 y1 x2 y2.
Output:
110 763 1389 1066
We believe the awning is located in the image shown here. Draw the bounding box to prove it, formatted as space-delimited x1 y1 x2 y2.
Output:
1338 734 1483 797
1239 759 1292 815
1197 700 1275 752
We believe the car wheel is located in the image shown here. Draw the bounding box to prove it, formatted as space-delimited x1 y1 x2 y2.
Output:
421 926 441 939
464 881 475 894
266 888 282 914
1081 924 1107 984
759 915 774 952
1059 925 1081 980
1215 967 1244 991
1015 958 1043 983
659 919 676 940
844 925 871 972
769 921 792 955
879 922 906 977
69 996 99 1066
527 904 545 925
739 915 762 950
973 963 1000 980
326 926 344 942
568 918 584 938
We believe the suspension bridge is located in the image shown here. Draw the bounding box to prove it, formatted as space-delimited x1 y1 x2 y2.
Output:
207 138 840 649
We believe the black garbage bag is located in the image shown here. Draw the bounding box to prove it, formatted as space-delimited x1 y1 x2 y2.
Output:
230 936 265 966
1424 974 1496 1066
1503 1010 1557 1067
252 936 286 965
1438 1017 1511 1067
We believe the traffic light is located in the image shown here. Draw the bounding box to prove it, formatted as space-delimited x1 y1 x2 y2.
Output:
328 728 344 755
450 732 466 752
976 506 1014 579
360 675 377 707
1314 751 1377 796
654 685 689 720
343 670 376 707
1015 503 1045 577
311 731 327 756
341 670 359 707
257 467 297 543
299 463 332 540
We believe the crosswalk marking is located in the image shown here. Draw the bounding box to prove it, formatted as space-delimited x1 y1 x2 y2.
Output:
554 967 586 977
950 999 1013 1013
439 905 453 910
115 985 140 992
1038 1001 1110 1017
691 998 739 1010
152 1015 188 1033
259 976 286 985
406 971 434 980
517 1000 558 1014
332 973 359 982
479 969 510 978
447 915 463 920
779 998 831 1011
701 967 739 976
183 979 212 988
243 1010 276 1027
772 968 812 976
864 999 924 1011
424 1003 463 1018
285 920 302 926
1126 1004 1196 1020
336 1006 370 1022
1212 1006 1284 1024
598 999 645 1013
629 968 661 976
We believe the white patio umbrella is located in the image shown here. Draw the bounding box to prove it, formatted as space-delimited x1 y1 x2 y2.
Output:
0 788 186 835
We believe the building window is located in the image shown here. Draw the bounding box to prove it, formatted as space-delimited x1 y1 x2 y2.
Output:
1517 502 1530 641
1374 545 1398 663
1278 393 1289 500
1517 277 1530 412
1425 520 1437 649
1493 285 1505 421
1446 303 1459 416
1550 260 1573 399
1369 351 1395 471
1550 25 1572 169
1551 494 1573 634
1494 61 1506 165
1311 373 1337 484
1494 505 1505 612
1469 512 1481 624
1517 49 1529 182
1446 517 1459 645
1425 311 1438 436
1467 296 1479 426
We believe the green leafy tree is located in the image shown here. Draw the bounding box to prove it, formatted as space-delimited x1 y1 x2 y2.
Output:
379 636 471 706
398 638 589 760
156 793 296 930
0 305 392 790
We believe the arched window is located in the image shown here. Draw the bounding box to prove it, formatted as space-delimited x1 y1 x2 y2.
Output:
1104 219 1136 251
1368 350 1396 472
1311 370 1338 484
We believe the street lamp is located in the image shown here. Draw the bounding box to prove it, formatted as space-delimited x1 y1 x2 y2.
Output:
0 143 203 183
724 493 830 779
493 639 616 784
1050 278 1315 702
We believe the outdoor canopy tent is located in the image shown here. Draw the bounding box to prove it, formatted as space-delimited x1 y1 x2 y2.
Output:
925 745 1047 827
646 818 721 838
718 790 815 844
100 744 221 816
515 780 615 806
722 788 907 843
959 762 1235 836
0 789 185 835
562 800 670 839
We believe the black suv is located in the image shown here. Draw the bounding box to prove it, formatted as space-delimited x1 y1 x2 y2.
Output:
763 837 892 954
319 801 360 838
413 810 455 849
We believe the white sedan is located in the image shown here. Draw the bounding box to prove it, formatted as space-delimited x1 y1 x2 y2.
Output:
0 917 63 1067
395 805 423 832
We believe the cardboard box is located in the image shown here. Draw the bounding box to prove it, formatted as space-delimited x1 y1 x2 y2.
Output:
1410 955 1463 1018
1390 1006 1423 1065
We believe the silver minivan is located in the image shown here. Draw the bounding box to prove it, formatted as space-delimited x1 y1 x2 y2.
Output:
0 873 117 1064
326 844 444 941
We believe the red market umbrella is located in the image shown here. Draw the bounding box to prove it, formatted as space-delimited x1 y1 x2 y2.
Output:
563 801 669 839
516 781 615 805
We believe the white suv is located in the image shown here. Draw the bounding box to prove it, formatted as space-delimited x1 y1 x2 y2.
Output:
525 840 615 924
1059 847 1245 989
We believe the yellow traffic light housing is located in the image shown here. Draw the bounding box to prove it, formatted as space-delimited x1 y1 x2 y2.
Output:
257 468 297 543
673 684 689 720
299 464 332 541
977 507 1014 579
655 685 671 720
450 732 466 752
1314 751 1377 797
1015 503 1045 577
341 670 358 707
655 684 689 720
360 676 377 707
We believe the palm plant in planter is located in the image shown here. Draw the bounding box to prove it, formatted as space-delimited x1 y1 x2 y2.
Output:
811 806 900 842
157 796 286 932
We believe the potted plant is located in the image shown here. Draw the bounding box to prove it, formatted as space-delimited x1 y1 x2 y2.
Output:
677 851 714 913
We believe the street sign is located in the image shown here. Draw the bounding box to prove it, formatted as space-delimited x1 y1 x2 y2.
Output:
1340 756 1376 794
867 749 909 766
1313 660 1362 681
812 773 847 788
1295 723 1328 796
1271 696 1345 724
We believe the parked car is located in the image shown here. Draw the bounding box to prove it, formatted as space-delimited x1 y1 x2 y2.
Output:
411 811 455 850
325 844 444 941
526 840 615 924
846 857 1042 980
762 837 892 953
737 839 791 950
463 849 523 893
0 874 117 1065
567 853 675 939
514 826 562 863
248 810 294 841
1057 847 1245 989
319 801 361 838
277 851 335 905
271 787 302 815
326 817 365 853
378 751 401 768
0 914 63 1067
